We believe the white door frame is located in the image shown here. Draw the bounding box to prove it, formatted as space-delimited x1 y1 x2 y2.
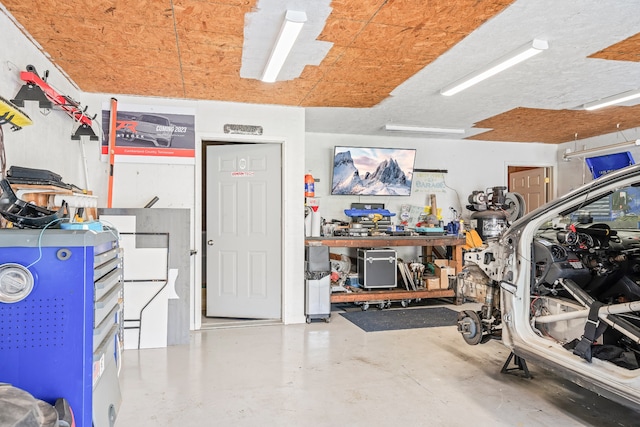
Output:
193 134 285 331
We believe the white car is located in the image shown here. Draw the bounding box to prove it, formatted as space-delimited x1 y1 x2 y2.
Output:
457 164 640 410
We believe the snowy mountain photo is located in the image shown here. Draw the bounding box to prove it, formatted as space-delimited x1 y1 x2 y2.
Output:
331 147 416 195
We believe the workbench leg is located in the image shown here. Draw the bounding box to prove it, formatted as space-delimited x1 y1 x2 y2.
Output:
424 246 433 264
452 244 462 274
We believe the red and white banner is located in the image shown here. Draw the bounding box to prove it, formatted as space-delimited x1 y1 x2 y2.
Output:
101 103 195 164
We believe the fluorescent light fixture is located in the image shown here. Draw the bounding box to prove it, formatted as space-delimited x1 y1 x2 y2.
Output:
261 10 307 83
563 139 640 159
582 89 640 111
384 124 465 134
440 39 548 96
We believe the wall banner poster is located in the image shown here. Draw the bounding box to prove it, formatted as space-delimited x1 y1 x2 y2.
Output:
412 171 447 194
101 103 196 164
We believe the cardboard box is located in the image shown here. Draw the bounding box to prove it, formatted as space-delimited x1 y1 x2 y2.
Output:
434 259 456 289
434 259 455 268
425 275 440 290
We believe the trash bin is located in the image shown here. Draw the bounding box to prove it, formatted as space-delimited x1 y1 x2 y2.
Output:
305 245 331 323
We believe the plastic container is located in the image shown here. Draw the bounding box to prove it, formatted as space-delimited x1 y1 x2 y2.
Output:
304 173 315 197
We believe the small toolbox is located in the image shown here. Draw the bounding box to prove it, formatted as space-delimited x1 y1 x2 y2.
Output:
357 248 397 289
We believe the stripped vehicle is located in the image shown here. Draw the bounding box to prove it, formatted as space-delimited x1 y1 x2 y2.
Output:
117 113 174 147
457 164 640 409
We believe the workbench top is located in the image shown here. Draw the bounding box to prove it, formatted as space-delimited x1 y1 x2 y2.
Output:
305 234 465 248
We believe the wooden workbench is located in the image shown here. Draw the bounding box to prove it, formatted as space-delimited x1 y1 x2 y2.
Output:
305 235 465 304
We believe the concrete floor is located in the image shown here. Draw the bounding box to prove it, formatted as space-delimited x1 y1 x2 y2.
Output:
116 303 640 426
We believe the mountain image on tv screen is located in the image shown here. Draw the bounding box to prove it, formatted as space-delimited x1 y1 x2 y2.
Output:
331 146 416 196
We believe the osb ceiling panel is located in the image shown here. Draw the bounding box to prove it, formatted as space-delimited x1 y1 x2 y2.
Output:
2 0 640 144
2 0 511 105
468 105 640 144
302 0 514 107
589 33 640 62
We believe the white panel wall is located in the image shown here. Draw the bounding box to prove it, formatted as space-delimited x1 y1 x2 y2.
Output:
0 10 306 327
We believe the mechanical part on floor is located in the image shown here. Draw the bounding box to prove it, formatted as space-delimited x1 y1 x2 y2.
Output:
501 352 533 379
11 65 98 140
0 94 32 131
467 186 525 241
0 179 68 228
0 383 76 427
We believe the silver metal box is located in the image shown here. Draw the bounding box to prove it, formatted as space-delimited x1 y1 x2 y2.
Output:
357 248 397 289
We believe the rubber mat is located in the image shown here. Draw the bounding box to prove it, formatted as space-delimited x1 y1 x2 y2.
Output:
340 306 458 332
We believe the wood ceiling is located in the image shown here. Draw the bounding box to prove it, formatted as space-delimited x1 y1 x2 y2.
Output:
2 0 640 144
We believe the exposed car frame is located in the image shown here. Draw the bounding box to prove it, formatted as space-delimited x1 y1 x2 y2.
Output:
457 163 640 410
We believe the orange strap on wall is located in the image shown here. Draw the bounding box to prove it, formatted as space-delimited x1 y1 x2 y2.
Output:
107 97 117 208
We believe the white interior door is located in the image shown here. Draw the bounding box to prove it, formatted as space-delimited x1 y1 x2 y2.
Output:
205 143 282 319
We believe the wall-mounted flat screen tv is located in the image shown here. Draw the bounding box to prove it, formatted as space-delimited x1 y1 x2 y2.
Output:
331 146 416 196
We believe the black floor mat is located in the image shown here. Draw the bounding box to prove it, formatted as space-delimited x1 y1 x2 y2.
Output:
340 306 459 332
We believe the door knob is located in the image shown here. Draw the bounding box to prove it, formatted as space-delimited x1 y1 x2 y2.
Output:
207 240 214 246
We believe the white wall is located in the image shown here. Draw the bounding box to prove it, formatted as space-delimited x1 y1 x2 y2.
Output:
1 10 306 327
557 128 640 195
307 133 558 222
306 133 558 259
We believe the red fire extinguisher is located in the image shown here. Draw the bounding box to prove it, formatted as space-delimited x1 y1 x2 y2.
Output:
304 173 315 197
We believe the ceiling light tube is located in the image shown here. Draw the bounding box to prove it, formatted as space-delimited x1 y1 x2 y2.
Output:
440 39 548 96
563 139 640 159
582 89 640 111
384 124 465 134
261 10 307 83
